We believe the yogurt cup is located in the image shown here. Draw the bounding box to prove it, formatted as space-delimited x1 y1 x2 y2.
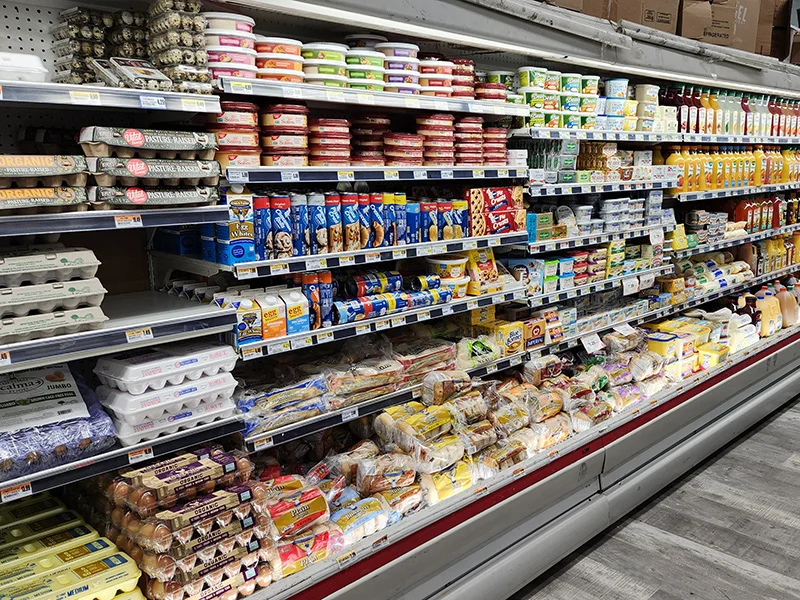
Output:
518 66 546 89
579 94 598 113
563 112 580 129
206 46 256 65
305 74 349 87
345 33 389 47
209 62 257 79
419 73 453 87
257 68 304 82
605 116 625 131
384 56 420 71
604 98 626 116
560 73 581 93
256 53 303 70
560 92 580 112
636 102 657 119
623 99 638 117
347 65 385 80
487 70 515 90
384 69 419 84
581 75 599 95
419 60 454 75
202 12 255 32
545 70 561 91
519 87 545 109
304 59 347 76
302 43 348 62
348 79 385 91
605 78 629 98
421 86 452 96
375 42 420 57
634 84 659 103
346 49 384 67
581 115 597 129
596 97 607 114
205 29 256 49
255 36 302 55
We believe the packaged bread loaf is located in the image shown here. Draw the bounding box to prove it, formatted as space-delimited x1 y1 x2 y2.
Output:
329 496 390 546
412 433 465 473
394 405 453 452
522 354 562 385
571 400 613 432
456 420 497 455
374 402 424 443
393 339 457 375
326 358 404 396
334 440 380 484
442 389 489 425
529 413 572 450
373 484 424 524
262 485 330 540
421 370 472 405
488 401 529 438
419 460 474 506
266 522 345 580
355 452 416 494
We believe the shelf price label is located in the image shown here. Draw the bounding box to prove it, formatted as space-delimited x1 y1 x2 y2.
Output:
472 169 485 178
270 263 289 275
355 324 371 335
281 86 304 99
392 249 406 259
236 266 259 279
486 363 498 374
266 341 291 355
241 346 264 361
338 255 355 266
338 171 355 181
375 320 390 331
69 90 101 106
356 93 375 105
621 277 639 296
613 322 637 336
405 97 421 109
413 170 428 180
464 240 478 250
180 97 206 111
230 80 253 94
434 101 448 110
0 351 10 367
128 446 154 464
336 551 357 569
114 214 143 229
384 170 399 181
364 251 381 262
497 169 509 177
1 482 32 503
125 327 153 344
441 170 453 179
281 171 300 182
290 337 312 350
326 90 346 103
306 257 327 270
341 407 359 422
139 95 166 110
253 437 274 451
317 331 334 343
227 170 248 183
580 332 605 354
391 317 406 328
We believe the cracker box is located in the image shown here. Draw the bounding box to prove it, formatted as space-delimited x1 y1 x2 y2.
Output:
464 248 499 295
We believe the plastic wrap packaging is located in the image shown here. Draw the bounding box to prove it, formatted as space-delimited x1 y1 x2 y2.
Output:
0 366 116 483
374 402 423 443
528 413 572 450
522 354 562 385
629 350 666 382
347 415 374 440
243 396 327 437
234 374 327 413
330 486 361 510
442 389 489 425
602 359 633 386
262 485 330 540
329 495 391 546
355 452 416 494
562 381 596 413
487 401 529 438
456 336 501 369
571 400 613 432
317 476 347 505
456 420 497 455
324 381 400 411
601 382 643 412
326 358 404 396
392 339 457 375
265 521 345 581
478 432 534 471
636 373 667 398
602 327 645 352
393 406 453 452
332 440 380 484
259 474 306 497
418 459 475 506
421 370 472 405
521 386 567 423
574 364 610 391
412 433 465 474
403 359 457 387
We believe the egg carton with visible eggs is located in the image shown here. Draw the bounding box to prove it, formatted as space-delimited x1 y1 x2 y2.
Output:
0 277 106 318
0 246 100 287
145 560 272 600
94 342 238 396
97 372 236 426
0 306 107 343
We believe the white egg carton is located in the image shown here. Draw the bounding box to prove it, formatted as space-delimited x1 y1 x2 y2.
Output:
93 341 238 396
0 306 107 342
113 396 237 447
96 371 237 426
0 277 106 317
0 246 100 287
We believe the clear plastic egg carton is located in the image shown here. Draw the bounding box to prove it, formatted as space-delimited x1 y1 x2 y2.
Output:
52 39 106 59
160 65 210 84
0 277 106 317
113 397 237 446
60 6 114 27
0 306 108 343
149 30 205 52
97 371 236 426
150 47 208 68
149 0 203 18
0 246 100 287
88 158 220 187
51 70 97 85
149 12 207 36
50 21 106 43
93 341 238 395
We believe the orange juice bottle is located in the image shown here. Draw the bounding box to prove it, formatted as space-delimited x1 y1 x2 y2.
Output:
745 145 755 187
753 144 767 186
699 87 711 135
722 146 733 188
680 146 695 192
665 146 687 194
702 145 713 190
692 146 705 191
710 145 724 189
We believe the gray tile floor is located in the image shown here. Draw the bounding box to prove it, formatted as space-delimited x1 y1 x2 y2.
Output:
514 399 800 600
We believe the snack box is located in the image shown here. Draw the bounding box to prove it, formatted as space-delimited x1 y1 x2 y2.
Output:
79 127 217 159
0 155 87 187
88 158 221 186
0 277 106 317
94 342 238 395
0 306 107 342
0 246 99 287
0 524 99 571
89 186 220 209
0 186 88 212
464 186 524 214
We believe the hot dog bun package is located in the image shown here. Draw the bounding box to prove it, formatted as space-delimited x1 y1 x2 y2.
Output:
374 402 424 443
421 370 473 406
393 406 453 453
442 390 490 425
329 496 391 546
262 484 331 541
393 340 456 376
355 452 416 495
412 434 466 474
419 459 476 506
373 484 424 524
265 522 345 581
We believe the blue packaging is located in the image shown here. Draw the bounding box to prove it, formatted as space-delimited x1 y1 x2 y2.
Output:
217 192 254 242
358 193 372 249
332 298 369 325
420 201 438 243
451 200 468 239
368 293 390 317
319 271 333 328
407 290 434 309
370 193 386 247
201 236 216 262
216 239 256 265
153 227 200 255
325 193 343 253
199 223 215 238
308 193 328 255
437 200 454 241
526 213 537 244
341 193 360 251
383 193 396 247
406 203 420 245
271 194 292 259
290 193 309 256
253 194 272 260
394 192 407 246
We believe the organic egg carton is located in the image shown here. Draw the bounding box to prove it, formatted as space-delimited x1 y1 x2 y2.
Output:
79 127 217 159
88 185 220 210
0 277 106 317
113 397 237 446
87 157 221 186
0 155 88 187
0 186 89 213
94 342 238 396
0 246 100 287
96 371 236 426
0 306 108 342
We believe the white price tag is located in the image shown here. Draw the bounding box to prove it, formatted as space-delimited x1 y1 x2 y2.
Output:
281 86 304 99
418 246 434 256
338 171 355 181
649 228 665 245
441 170 454 179
0 352 10 367
384 170 399 180
434 101 448 110
364 252 381 262
114 214 143 229
139 95 166 110
342 407 359 422
575 130 587 139
468 103 482 113
128 446 154 464
405 97 421 109
639 273 656 289
227 170 248 183
510 355 523 366
313 332 331 345
375 320 390 331
580 332 605 354
290 337 312 350
230 80 253 94
266 341 291 355
621 277 639 296
464 240 478 250
236 266 259 280
544 243 556 251
467 300 479 310
281 171 300 182
413 170 428 180
355 324 371 335
253 437 274 451
1 482 32 503
392 249 406 259
588 237 599 244
416 311 431 322
472 169 486 178
489 237 500 247
306 257 327 270
270 263 289 275
125 327 153 344
338 255 355 266
486 363 498 374
412 388 422 399
613 323 637 336
497 169 509 177
356 93 375 105
635 133 645 141
442 305 454 316
391 317 406 328
326 90 346 103
512 466 526 480
559 130 570 139
337 551 357 569
181 97 206 111
241 346 264 361
70 90 101 105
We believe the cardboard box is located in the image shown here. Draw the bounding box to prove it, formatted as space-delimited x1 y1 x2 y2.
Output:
756 0 776 54
585 0 680 33
545 0 583 9
679 0 760 53
773 0 791 25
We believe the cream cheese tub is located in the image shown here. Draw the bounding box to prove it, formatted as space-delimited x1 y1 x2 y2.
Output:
204 29 255 49
518 66 546 89
487 70 515 90
202 12 255 32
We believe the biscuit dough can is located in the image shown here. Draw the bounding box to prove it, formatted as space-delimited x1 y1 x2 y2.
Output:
302 272 321 329
319 270 334 327
254 194 273 260
420 201 438 242
290 193 309 256
271 194 292 259
370 193 386 247
358 193 373 248
324 192 343 253
406 202 420 244
341 192 360 251
308 193 328 255
383 193 396 246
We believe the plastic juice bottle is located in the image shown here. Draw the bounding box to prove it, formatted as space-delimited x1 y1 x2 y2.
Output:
721 146 732 188
701 145 713 190
745 145 755 186
680 146 694 192
675 85 689 134
665 146 687 193
699 87 711 135
709 89 721 135
742 94 753 135
775 146 786 183
752 95 764 137
730 91 742 135
738 294 762 330
685 86 698 134
769 290 784 330
780 99 789 137
789 100 798 137
781 285 800 326
782 148 795 182
692 146 705 191
756 294 775 336
753 144 766 186
710 145 724 189
768 96 779 136
760 95 773 137
792 284 800 305
735 146 745 188
793 101 800 136
734 197 752 232
652 145 664 165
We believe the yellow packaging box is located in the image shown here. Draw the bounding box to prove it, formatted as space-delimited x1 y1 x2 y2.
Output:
673 332 696 359
0 525 99 571
489 320 525 355
464 248 499 295
657 276 685 293
678 323 711 346
647 332 678 361
697 342 729 370
654 319 686 332
545 323 564 344
522 317 546 349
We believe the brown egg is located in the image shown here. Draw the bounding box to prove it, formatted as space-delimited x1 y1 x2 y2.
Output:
129 544 144 565
110 480 129 506
139 521 156 541
182 486 197 501
217 510 233 527
255 565 272 588
156 554 176 580
128 487 145 508
163 581 182 600
219 473 234 487
105 526 120 541
126 516 142 536
160 493 176 509
137 491 158 516
220 590 238 600
147 577 160 599
121 510 135 528
199 480 215 495
207 568 224 586
173 525 193 545
236 457 252 474
238 581 256 596
111 507 125 527
196 518 215 535
143 551 158 570
115 531 127 548
152 523 173 551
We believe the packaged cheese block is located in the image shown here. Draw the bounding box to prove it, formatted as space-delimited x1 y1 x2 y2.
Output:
266 522 345 580
374 402 424 443
442 390 489 425
422 370 472 405
262 485 330 541
413 434 465 474
488 401 529 438
330 496 391 546
419 460 474 506
355 452 416 494
394 406 453 452
529 413 572 450
373 484 424 524
456 420 497 455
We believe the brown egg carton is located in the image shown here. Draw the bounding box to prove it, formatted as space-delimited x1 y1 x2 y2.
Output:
89 185 220 210
143 561 272 600
79 127 217 159
0 186 89 213
88 157 220 186
0 155 88 188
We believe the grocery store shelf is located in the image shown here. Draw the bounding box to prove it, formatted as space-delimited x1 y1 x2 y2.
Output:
238 285 526 359
671 223 800 259
0 416 243 504
526 224 668 254
216 77 529 116
0 206 229 237
668 182 800 202
0 80 220 113
528 264 673 308
682 133 800 144
528 179 678 197
518 128 683 142
246 352 526 451
226 165 527 184
0 291 237 373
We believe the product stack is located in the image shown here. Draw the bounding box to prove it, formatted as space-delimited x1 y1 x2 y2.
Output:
203 11 257 80
51 7 112 84
379 42 421 95
353 114 391 166
455 116 484 166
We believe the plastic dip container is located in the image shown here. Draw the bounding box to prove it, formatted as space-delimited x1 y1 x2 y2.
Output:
254 36 302 55
202 12 255 32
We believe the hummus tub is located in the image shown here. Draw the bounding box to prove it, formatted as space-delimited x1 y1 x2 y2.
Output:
262 153 309 167
208 62 257 79
257 67 304 82
209 101 259 127
349 79 386 91
254 36 302 55
208 126 260 148
204 29 255 49
346 49 385 67
303 59 347 77
375 42 419 57
582 75 600 95
256 52 304 70
215 147 261 169
347 65 385 80
305 73 349 87
202 12 255 32
301 42 348 62
419 73 453 87
345 33 389 47
487 70 515 90
560 73 581 93
605 78 629 98
385 82 421 94
419 60 454 75
206 45 256 65
384 69 419 84
384 56 420 71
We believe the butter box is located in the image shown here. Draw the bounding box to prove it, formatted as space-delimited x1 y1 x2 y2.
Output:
647 332 678 361
674 332 696 359
678 324 711 346
523 317 546 349
664 355 696 381
697 342 729 369
532 307 560 324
